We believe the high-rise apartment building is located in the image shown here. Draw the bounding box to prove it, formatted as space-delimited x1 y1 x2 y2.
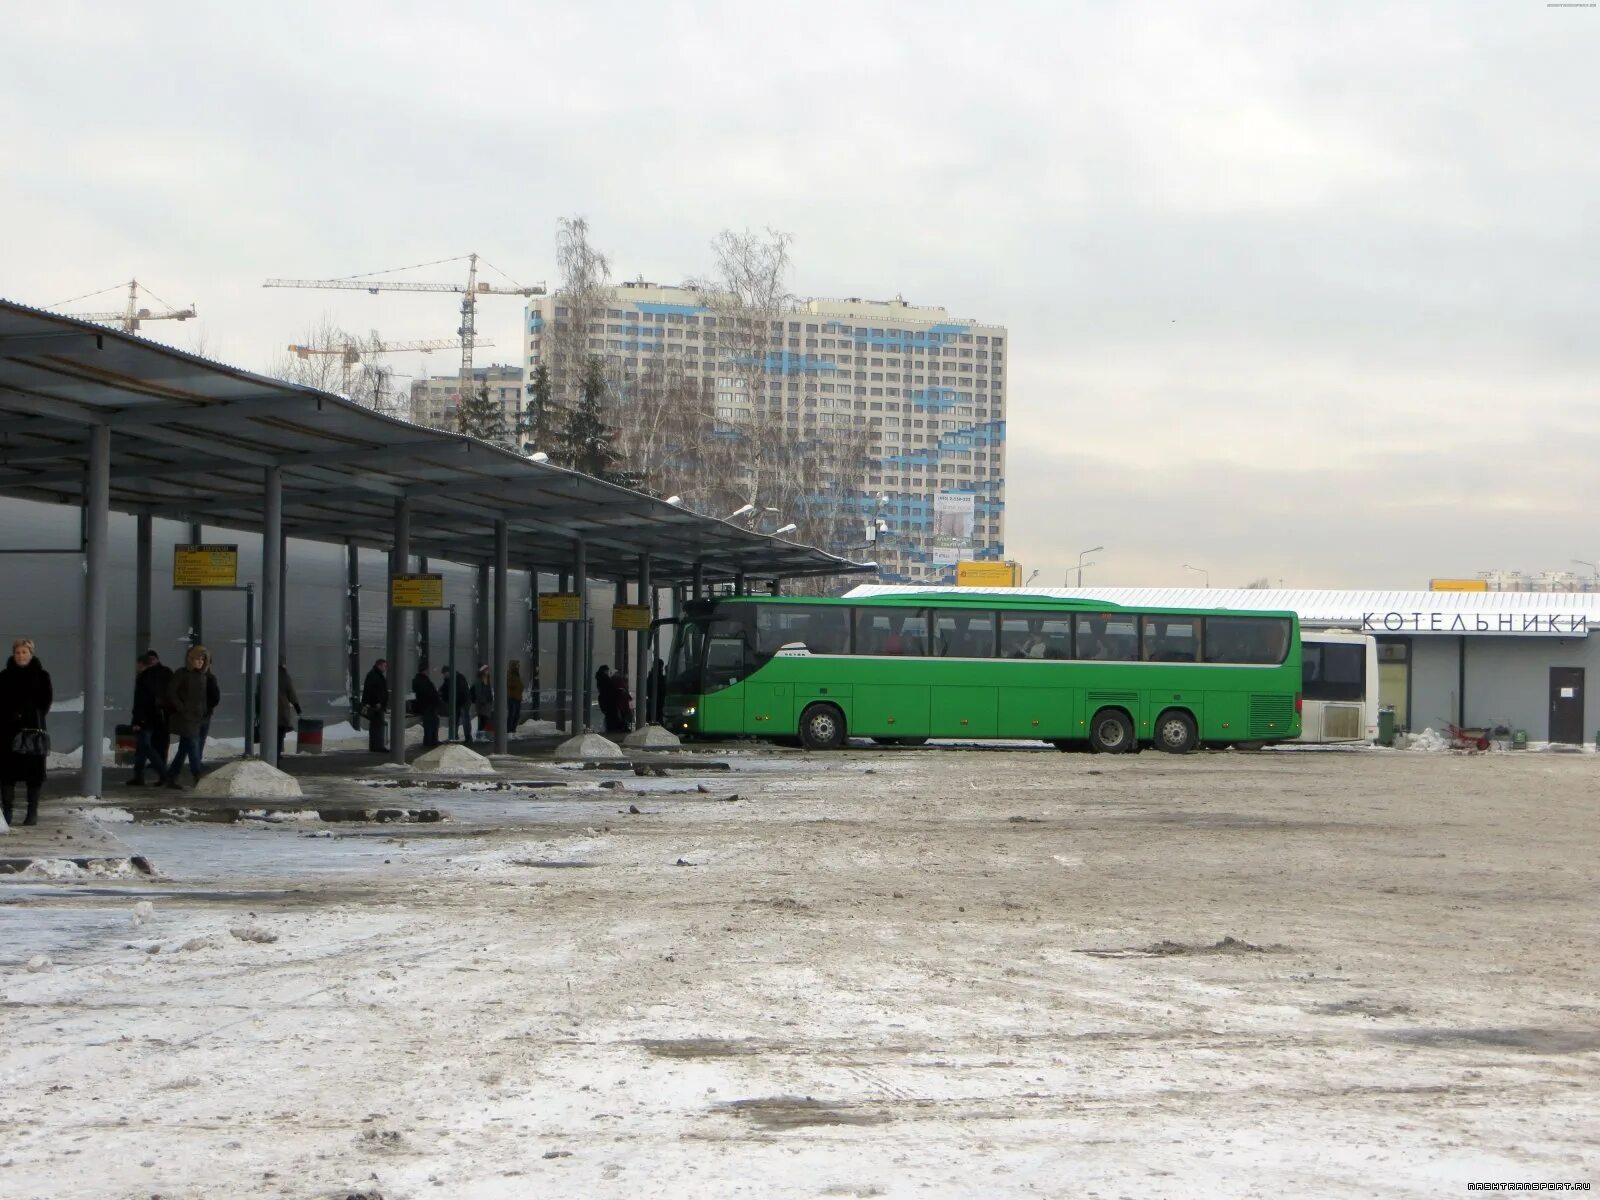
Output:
409 364 524 432
525 283 1006 581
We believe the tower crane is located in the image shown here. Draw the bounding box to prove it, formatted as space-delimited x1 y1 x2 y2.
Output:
54 279 196 331
265 253 543 405
286 336 495 401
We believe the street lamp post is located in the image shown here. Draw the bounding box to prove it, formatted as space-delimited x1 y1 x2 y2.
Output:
1182 563 1210 588
1574 559 1599 591
1068 546 1103 588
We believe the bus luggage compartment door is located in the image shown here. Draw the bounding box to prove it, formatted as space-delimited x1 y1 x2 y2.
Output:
855 684 930 738
932 686 999 738
745 682 794 734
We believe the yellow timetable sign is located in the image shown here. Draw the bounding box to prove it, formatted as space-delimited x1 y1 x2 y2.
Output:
612 604 651 631
956 560 1022 588
173 544 238 589
538 593 582 622
390 573 445 609
1430 578 1489 592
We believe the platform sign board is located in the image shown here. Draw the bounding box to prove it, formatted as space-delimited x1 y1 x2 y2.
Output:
538 593 582 622
1430 578 1489 592
173 544 239 590
390 573 445 609
956 560 1022 588
612 604 651 631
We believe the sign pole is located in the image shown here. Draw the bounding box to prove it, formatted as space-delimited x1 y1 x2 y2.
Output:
243 583 256 759
448 605 458 744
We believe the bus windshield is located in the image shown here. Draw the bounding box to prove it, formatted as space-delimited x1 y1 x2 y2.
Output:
668 607 758 694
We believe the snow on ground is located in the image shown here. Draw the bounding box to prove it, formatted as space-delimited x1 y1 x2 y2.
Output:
1 747 1596 1198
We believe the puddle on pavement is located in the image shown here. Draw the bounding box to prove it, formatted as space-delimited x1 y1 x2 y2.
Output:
719 1095 893 1129
1373 1027 1600 1054
1075 936 1290 958
640 1037 760 1059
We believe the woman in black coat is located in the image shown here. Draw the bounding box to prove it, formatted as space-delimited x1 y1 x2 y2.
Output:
0 637 53 827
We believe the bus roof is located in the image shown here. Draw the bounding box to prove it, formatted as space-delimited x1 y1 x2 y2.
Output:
697 594 1299 620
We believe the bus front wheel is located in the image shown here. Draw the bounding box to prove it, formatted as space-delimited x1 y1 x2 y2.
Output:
1089 709 1135 754
1154 709 1198 754
799 703 847 751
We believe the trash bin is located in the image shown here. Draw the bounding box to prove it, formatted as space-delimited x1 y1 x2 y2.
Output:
114 723 138 765
296 717 325 755
1376 707 1396 747
1512 729 1528 750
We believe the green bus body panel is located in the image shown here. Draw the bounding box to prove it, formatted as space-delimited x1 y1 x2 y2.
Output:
668 595 1301 744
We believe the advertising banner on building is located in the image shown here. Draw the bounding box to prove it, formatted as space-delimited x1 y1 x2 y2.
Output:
933 492 975 540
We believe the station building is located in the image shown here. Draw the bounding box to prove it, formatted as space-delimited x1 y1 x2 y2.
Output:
850 586 1600 744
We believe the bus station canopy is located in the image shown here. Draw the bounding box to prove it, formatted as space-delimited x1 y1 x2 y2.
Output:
0 299 872 583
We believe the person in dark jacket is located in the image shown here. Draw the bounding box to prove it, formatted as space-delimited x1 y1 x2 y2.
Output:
128 650 173 786
470 665 494 742
0 638 53 827
164 644 214 788
273 663 301 759
441 667 471 740
361 658 389 753
413 663 441 748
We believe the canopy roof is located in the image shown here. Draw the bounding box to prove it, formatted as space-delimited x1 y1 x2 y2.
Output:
0 299 872 581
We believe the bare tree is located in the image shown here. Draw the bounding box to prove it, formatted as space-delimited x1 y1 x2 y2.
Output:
549 217 612 419
267 315 409 419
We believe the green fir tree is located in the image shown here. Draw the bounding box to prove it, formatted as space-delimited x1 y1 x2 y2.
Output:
458 382 510 447
518 363 557 453
558 357 636 484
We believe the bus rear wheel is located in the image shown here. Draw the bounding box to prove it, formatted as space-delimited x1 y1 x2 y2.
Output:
799 703 847 751
1154 709 1198 754
1089 709 1135 754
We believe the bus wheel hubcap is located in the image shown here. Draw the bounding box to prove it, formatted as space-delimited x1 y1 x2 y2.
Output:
1162 720 1185 744
1099 722 1123 746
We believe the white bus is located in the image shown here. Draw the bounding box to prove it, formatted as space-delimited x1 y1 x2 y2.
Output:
1294 630 1379 744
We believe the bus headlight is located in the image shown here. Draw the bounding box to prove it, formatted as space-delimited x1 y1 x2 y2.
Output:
683 706 697 717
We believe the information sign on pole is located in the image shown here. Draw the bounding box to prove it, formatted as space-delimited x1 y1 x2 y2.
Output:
390 573 446 609
172 544 239 590
612 604 651 631
538 593 583 622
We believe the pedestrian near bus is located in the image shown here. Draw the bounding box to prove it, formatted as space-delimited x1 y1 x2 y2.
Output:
0 637 53 827
272 663 302 759
128 650 173 786
471 665 494 741
505 660 524 734
362 658 389 753
413 663 441 748
164 644 213 788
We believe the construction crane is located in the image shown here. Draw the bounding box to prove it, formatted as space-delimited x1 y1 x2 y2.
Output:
265 253 542 404
286 335 495 401
54 279 196 331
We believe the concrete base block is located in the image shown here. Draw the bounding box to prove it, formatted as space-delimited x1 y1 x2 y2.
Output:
622 724 682 749
555 732 624 760
412 744 497 776
191 759 303 799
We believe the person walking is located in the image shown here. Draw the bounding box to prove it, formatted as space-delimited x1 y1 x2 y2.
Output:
273 663 302 759
0 638 53 827
445 666 472 741
595 665 621 733
413 663 441 748
470 665 494 743
163 645 213 788
361 658 389 753
505 660 524 734
610 672 634 733
196 653 221 763
128 650 173 786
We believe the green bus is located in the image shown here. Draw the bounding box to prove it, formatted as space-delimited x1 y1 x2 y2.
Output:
658 592 1302 753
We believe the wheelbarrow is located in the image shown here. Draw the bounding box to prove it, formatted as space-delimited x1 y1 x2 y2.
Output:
1445 722 1491 752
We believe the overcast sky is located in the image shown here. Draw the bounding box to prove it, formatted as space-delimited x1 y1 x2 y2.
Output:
3 2 1596 588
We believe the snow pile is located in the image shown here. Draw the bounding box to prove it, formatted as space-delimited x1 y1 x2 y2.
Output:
47 738 113 770
191 760 303 799
71 806 136 823
1400 728 1452 752
20 858 146 879
412 743 496 776
623 724 682 749
555 732 624 760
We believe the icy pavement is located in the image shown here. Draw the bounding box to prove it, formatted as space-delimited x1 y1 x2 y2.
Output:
1 745 1596 1198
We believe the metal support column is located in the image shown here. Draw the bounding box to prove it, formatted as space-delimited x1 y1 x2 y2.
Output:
613 578 628 685
572 541 588 733
692 560 705 600
277 530 288 654
260 467 283 769
187 522 204 644
493 521 510 754
528 569 542 722
388 500 411 765
555 571 569 732
78 427 110 798
635 554 652 728
475 563 490 670
346 541 361 729
135 513 153 658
